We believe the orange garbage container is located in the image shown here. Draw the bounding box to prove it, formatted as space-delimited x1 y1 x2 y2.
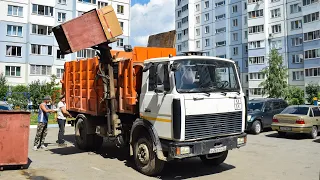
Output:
0 110 30 170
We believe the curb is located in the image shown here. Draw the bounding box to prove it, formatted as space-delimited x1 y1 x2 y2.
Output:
30 124 72 129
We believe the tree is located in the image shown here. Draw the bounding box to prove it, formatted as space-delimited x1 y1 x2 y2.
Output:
29 80 42 108
0 73 8 101
259 49 288 98
8 85 29 109
306 83 319 104
284 86 305 105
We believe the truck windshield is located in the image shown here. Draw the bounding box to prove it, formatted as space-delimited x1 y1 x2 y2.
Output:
174 59 240 93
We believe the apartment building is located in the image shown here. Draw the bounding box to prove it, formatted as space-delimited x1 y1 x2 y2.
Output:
0 0 130 85
175 0 320 99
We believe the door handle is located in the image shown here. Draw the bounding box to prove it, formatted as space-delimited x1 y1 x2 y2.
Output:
145 108 151 113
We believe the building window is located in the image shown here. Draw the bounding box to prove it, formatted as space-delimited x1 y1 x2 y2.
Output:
305 68 320 77
291 20 302 30
245 59 248 67
205 39 210 47
183 28 188 35
196 41 200 48
78 0 96 4
205 26 210 34
196 16 200 23
303 12 319 23
177 45 182 52
30 65 52 75
117 5 124 14
304 49 320 59
6 45 22 57
270 8 281 18
217 54 226 58
58 0 67 5
249 56 265 64
216 27 226 34
205 13 209 21
249 73 265 80
248 40 265 49
182 41 188 48
250 88 263 95
304 29 320 41
7 25 22 37
271 24 281 33
177 0 181 6
196 4 200 11
233 19 238 27
233 33 238 41
182 16 188 24
182 4 188 12
56 68 64 78
290 3 302 14
119 21 124 30
77 11 84 16
31 44 52 55
177 10 181 17
303 0 319 6
205 1 209 8
5 66 21 77
293 71 304 80
216 41 226 47
292 37 303 46
32 4 54 16
215 14 226 20
215 1 225 7
32 24 53 35
248 0 263 4
232 5 238 13
98 1 108 9
177 33 182 40
244 31 248 39
249 25 264 34
117 38 124 47
196 28 200 36
76 48 96 58
248 9 263 19
57 50 65 59
178 22 181 28
244 2 247 10
270 40 282 49
244 16 247 25
7 5 23 17
233 47 238 55
58 12 66 22
292 54 303 63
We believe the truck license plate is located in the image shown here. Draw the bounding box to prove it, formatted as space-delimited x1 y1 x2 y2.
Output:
209 146 227 154
280 127 292 131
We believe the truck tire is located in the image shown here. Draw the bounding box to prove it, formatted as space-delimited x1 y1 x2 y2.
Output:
251 120 262 135
75 118 103 151
200 150 228 166
133 137 164 176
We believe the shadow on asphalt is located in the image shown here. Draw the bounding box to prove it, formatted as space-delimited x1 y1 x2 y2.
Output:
265 132 310 140
313 138 320 143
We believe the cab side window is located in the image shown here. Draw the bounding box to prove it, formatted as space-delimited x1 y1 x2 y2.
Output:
148 62 170 92
312 107 320 117
148 63 156 91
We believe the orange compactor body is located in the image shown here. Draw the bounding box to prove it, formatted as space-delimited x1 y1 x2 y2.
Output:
61 47 176 117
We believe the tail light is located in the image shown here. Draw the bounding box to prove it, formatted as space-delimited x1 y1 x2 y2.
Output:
296 119 305 124
272 118 279 123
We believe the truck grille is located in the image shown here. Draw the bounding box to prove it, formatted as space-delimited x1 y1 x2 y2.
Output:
185 111 243 140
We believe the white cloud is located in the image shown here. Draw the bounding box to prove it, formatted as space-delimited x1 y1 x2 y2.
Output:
130 0 175 47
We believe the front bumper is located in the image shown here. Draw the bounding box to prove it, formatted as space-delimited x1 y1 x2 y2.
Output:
166 133 247 159
271 124 312 133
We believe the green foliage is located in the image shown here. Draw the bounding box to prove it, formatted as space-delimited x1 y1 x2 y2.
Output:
259 49 288 98
285 86 305 105
29 80 42 108
305 83 320 104
0 73 8 101
8 85 29 109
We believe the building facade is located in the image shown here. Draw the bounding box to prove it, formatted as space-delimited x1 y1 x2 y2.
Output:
0 0 130 85
175 0 320 99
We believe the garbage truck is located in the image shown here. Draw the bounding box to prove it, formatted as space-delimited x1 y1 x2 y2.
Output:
53 5 247 176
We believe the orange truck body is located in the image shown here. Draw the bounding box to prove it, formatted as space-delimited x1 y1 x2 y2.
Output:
62 47 176 116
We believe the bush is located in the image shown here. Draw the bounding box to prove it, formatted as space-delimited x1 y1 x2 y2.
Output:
285 86 305 105
8 85 29 109
0 73 8 101
305 83 319 104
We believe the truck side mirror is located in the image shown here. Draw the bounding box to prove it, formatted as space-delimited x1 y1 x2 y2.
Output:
143 63 152 72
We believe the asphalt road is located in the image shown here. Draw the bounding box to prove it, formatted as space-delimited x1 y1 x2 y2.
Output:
1 127 320 180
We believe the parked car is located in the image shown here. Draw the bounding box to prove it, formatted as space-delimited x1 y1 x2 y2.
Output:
0 101 13 110
271 105 320 139
246 98 288 134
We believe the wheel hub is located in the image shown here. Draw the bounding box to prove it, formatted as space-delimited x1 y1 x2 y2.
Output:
137 144 150 165
255 123 261 133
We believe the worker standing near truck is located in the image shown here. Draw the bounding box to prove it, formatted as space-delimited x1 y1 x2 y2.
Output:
33 96 55 151
56 94 72 147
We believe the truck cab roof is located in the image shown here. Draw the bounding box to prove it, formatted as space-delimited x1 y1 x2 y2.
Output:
144 56 236 64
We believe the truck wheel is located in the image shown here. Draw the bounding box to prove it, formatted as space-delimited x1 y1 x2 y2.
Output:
200 150 228 166
251 121 262 135
310 126 318 139
75 118 103 151
133 137 164 176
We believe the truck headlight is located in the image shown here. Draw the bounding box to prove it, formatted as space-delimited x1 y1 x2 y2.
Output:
176 146 190 155
237 137 246 145
247 115 252 121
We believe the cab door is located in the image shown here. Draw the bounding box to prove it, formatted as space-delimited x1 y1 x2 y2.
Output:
139 62 174 139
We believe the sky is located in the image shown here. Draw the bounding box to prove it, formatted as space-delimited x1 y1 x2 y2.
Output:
130 0 175 47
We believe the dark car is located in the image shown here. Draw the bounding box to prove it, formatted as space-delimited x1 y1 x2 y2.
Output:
0 101 13 110
246 98 288 134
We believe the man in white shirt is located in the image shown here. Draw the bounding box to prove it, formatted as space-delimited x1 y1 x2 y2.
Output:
57 94 72 147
